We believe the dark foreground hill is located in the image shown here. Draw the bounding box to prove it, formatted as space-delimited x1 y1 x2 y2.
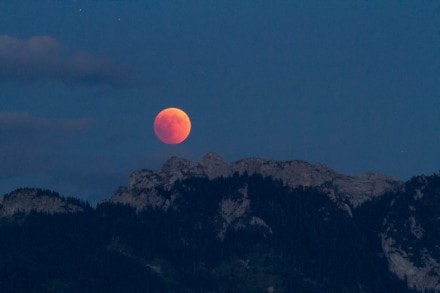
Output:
0 154 439 292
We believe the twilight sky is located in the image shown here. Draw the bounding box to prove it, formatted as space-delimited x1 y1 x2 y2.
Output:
1 1 439 203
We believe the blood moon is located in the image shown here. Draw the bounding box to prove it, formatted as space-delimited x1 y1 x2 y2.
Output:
154 108 191 144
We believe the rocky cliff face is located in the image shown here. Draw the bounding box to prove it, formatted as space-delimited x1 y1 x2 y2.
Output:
110 152 402 213
0 188 84 218
379 174 440 292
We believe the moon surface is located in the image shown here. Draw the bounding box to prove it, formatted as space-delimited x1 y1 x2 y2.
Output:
154 108 191 144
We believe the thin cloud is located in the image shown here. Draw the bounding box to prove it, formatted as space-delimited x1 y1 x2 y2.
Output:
0 111 90 134
0 112 91 176
0 112 120 202
0 35 129 86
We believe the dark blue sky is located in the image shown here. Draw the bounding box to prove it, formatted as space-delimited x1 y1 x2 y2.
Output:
1 1 439 202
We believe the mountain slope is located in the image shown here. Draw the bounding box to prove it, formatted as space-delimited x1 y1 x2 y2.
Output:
0 175 413 292
0 154 437 292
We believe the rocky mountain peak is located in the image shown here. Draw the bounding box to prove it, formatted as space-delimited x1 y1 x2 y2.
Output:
0 188 84 218
110 153 403 212
201 152 231 179
161 156 195 172
201 152 225 165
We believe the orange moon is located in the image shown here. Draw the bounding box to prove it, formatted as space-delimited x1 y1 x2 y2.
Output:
154 107 191 144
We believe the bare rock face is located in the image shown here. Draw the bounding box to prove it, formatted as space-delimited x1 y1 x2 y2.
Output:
217 185 251 240
381 234 440 292
380 174 440 292
128 157 204 191
110 152 402 212
110 187 179 212
0 188 84 218
232 159 401 208
202 152 232 179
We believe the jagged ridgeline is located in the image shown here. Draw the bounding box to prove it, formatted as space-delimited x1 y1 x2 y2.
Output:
0 153 438 292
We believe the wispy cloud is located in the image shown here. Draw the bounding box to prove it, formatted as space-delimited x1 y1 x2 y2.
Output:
0 112 91 176
0 112 121 201
0 35 129 86
0 111 90 133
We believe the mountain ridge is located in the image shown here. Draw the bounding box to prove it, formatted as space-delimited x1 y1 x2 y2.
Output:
111 152 402 214
0 153 438 292
0 187 85 218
